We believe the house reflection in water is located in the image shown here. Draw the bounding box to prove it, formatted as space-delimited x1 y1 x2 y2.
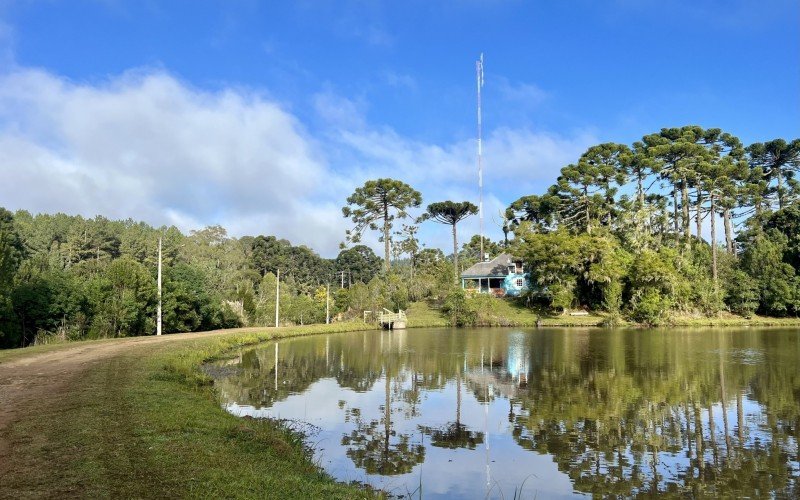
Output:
467 331 530 403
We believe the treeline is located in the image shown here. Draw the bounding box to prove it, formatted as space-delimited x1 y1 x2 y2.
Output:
0 209 430 348
0 206 488 348
506 126 799 323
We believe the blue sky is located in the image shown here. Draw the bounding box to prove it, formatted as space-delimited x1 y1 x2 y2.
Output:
0 1 798 256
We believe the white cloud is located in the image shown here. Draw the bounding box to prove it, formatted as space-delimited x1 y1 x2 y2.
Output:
484 126 595 184
382 71 417 91
495 76 549 108
0 67 595 257
312 90 368 130
0 68 345 252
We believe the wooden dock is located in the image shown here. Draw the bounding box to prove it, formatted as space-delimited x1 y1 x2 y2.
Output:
378 308 407 330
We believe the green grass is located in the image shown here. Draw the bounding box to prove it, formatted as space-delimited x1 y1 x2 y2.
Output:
405 299 800 328
405 298 609 328
667 313 800 327
2 323 378 499
476 298 609 327
405 301 450 328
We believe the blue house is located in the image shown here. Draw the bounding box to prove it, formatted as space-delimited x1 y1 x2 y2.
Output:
460 253 528 297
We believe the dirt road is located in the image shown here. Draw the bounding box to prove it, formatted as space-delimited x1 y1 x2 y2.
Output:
0 328 271 477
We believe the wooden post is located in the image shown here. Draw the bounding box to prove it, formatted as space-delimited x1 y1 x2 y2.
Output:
275 269 280 327
326 283 330 324
157 237 162 336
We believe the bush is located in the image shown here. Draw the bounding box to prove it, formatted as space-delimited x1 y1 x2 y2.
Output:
442 288 476 327
628 288 670 326
547 281 576 313
471 294 499 324
725 269 760 317
740 230 798 316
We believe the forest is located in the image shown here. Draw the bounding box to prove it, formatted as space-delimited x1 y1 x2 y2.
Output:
0 125 798 348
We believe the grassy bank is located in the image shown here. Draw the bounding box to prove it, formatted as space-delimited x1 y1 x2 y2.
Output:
668 314 800 327
407 299 800 328
406 299 607 328
2 323 378 499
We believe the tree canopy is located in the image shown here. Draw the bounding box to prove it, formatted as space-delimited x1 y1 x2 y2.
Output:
342 178 422 273
422 201 478 282
506 125 799 321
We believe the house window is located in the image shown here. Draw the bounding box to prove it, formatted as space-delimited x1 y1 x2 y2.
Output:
508 265 515 275
515 278 524 288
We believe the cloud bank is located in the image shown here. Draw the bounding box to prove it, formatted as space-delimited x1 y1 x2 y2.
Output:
0 67 595 256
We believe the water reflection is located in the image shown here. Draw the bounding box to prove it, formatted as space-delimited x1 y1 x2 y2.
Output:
211 328 800 498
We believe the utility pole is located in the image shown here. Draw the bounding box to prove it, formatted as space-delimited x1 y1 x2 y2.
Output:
326 283 330 324
275 269 280 327
157 236 162 336
340 270 345 289
476 53 485 260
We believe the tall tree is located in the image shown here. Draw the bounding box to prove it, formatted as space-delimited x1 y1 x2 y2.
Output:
506 193 560 233
0 208 24 297
553 143 630 234
696 130 748 282
739 230 798 316
342 179 422 273
629 141 658 209
643 126 711 246
335 245 381 285
393 223 421 278
250 235 290 277
763 205 800 270
0 209 25 347
746 139 800 210
422 201 478 282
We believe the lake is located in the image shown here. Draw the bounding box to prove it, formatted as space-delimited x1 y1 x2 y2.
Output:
209 327 799 498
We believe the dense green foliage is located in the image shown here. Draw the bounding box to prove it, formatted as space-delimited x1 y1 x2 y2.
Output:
507 126 799 323
0 212 393 348
342 178 423 272
0 204 465 348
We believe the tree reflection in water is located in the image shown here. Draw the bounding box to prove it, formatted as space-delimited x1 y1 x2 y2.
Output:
419 365 485 450
210 327 800 497
340 373 425 475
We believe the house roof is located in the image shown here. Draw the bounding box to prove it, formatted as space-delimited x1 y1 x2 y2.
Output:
460 253 518 278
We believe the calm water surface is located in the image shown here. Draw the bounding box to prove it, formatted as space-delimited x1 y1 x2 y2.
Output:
210 328 800 498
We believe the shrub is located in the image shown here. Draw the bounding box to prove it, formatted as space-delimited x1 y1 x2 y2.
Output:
725 269 760 318
442 288 476 327
471 294 499 325
628 288 670 326
547 281 576 313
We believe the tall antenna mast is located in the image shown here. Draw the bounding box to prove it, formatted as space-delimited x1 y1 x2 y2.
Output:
476 53 485 260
